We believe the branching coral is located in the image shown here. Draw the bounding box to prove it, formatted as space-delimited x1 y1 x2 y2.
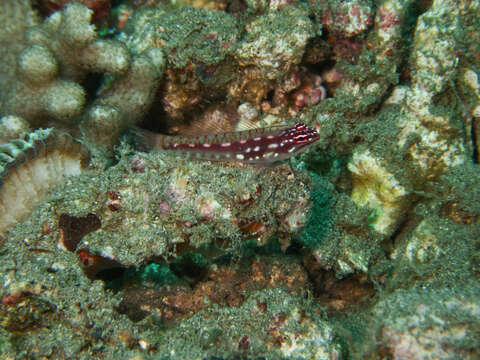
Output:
2 3 130 125
80 51 164 153
0 2 165 158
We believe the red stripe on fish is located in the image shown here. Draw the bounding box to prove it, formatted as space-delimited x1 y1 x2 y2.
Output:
134 123 320 164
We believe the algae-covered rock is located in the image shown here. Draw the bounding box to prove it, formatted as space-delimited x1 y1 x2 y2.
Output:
7 143 312 267
369 284 480 359
0 0 480 358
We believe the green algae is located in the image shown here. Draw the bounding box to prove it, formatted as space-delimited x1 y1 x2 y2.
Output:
124 6 239 69
295 172 333 249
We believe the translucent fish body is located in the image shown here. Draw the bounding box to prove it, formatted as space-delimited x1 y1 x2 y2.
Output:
135 123 320 164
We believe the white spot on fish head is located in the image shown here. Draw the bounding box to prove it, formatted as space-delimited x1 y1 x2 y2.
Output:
253 146 260 152
188 143 196 148
253 137 262 141
268 143 279 149
221 142 231 147
239 139 247 144
288 146 296 153
245 147 252 153
236 154 245 160
203 143 211 148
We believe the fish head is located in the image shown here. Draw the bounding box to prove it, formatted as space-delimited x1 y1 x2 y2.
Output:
280 123 320 153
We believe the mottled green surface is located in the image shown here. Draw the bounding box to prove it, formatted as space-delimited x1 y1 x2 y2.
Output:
1 0 480 358
123 6 239 68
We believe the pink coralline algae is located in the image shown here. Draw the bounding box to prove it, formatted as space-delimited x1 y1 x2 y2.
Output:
259 67 327 115
290 74 327 111
320 0 373 38
377 5 402 29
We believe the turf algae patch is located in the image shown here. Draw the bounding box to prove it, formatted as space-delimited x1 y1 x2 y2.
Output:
0 129 90 236
295 172 332 250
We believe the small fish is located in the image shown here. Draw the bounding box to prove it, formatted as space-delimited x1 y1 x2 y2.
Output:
133 123 320 164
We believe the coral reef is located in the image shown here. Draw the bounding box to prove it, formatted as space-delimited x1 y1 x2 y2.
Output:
4 145 311 266
0 0 479 358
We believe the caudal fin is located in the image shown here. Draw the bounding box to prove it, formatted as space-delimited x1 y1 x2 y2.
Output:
130 127 161 152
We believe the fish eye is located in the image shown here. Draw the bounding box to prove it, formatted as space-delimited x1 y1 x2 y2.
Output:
295 135 307 143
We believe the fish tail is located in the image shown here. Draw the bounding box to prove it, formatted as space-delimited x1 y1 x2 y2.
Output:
131 127 162 152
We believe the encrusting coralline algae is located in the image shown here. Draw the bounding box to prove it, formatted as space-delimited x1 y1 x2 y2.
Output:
0 0 479 358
